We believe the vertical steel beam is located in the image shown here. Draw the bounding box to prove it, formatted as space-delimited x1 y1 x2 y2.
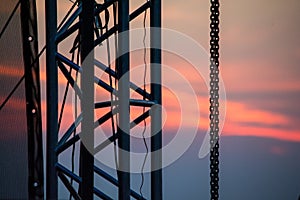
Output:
79 0 94 199
150 0 162 199
45 0 58 199
117 0 130 199
20 0 44 198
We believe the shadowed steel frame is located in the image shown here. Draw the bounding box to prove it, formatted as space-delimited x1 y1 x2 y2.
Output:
45 0 162 199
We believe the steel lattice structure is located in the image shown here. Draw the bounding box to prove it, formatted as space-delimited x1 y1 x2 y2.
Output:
21 0 44 198
0 0 221 199
45 0 162 199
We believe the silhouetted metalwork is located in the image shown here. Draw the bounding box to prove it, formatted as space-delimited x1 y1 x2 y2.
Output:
150 0 162 199
1 0 221 198
79 0 94 199
209 0 220 199
117 0 131 199
45 0 58 199
21 0 44 198
45 0 162 199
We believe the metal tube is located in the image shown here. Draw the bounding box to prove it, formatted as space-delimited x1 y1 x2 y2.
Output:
90 109 149 155
150 0 162 199
79 0 94 199
117 0 130 199
56 163 82 183
130 110 150 129
93 187 113 200
57 53 118 95
56 5 82 38
55 134 80 155
94 1 151 48
95 99 155 109
94 59 151 99
94 166 145 200
45 0 58 199
58 172 82 200
21 0 44 198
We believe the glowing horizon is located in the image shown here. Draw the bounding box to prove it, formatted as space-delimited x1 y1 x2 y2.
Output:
1 0 300 144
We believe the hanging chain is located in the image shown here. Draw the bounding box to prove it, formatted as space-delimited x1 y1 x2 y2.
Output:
209 0 220 199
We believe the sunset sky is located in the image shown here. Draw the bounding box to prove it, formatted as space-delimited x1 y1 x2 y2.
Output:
1 0 300 199
34 0 300 142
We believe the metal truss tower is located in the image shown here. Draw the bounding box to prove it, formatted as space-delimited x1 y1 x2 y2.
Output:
21 0 44 198
45 0 162 199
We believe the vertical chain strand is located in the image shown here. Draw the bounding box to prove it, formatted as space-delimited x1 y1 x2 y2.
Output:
209 0 220 199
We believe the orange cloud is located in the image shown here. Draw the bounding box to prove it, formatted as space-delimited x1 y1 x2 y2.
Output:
226 101 289 126
222 100 300 142
223 123 300 142
0 65 23 77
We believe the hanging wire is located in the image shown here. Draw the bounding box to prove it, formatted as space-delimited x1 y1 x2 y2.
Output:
0 0 21 39
0 0 43 111
1 0 79 112
57 0 80 137
0 75 24 111
139 3 149 198
113 1 120 179
0 45 46 111
103 0 120 170
68 35 80 200
57 67 72 133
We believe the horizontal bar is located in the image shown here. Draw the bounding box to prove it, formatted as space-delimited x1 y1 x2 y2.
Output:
95 99 155 109
57 171 81 200
94 60 151 100
130 99 155 107
95 101 112 109
94 166 145 200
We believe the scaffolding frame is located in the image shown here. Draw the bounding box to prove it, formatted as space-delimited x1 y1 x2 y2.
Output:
45 0 162 199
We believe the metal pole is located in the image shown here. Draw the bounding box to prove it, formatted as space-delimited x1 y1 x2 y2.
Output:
118 0 130 199
20 0 44 198
150 0 162 199
45 0 58 199
79 0 94 199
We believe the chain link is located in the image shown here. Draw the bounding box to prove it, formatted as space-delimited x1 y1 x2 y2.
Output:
209 0 220 199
